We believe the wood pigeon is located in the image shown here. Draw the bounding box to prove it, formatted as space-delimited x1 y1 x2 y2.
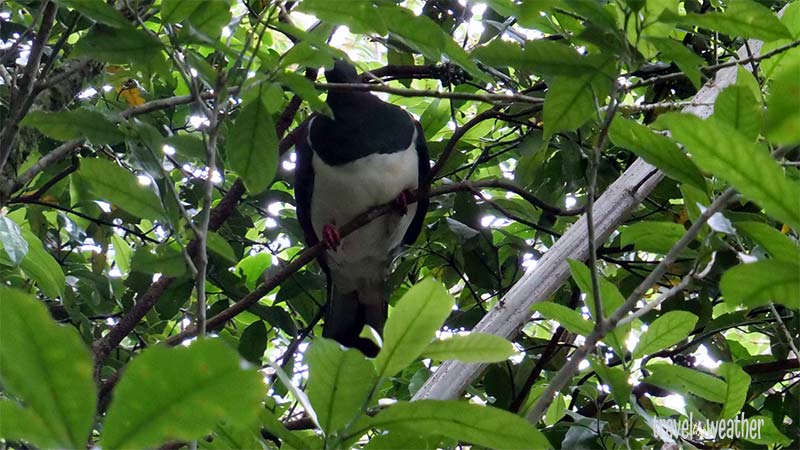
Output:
295 60 430 356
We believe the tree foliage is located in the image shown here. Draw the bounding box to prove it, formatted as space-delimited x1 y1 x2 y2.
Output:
0 0 798 449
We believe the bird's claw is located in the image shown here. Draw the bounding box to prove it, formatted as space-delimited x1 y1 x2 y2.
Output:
394 189 412 215
322 223 341 250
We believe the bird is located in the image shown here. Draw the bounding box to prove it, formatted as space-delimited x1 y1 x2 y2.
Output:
294 59 430 357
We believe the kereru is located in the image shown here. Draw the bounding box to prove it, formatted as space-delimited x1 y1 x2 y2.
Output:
294 60 430 357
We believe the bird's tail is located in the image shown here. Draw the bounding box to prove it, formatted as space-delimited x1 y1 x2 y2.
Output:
322 282 387 357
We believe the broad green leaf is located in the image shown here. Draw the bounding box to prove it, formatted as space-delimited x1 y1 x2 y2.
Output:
471 40 588 76
0 289 96 449
423 332 516 363
280 71 332 117
609 118 706 191
110 233 132 274
238 321 267 364
713 84 762 141
621 222 688 255
646 37 704 88
661 113 800 231
227 96 278 194
19 229 65 298
236 253 272 290
175 0 231 38
644 363 727 403
532 302 594 336
369 400 551 450
632 311 698 359
568 260 628 355
207 231 237 264
736 221 800 263
102 339 266 449
0 215 28 266
591 358 631 407
543 75 594 139
204 422 265 450
297 0 387 34
0 399 59 449
20 109 124 144
161 0 201 23
363 433 433 450
131 244 187 277
259 409 314 450
281 41 335 70
73 25 163 66
681 0 792 41
720 260 800 309
77 158 165 220
759 2 800 79
765 63 800 145
742 416 792 446
306 338 376 434
376 278 454 378
717 362 751 419
54 0 131 28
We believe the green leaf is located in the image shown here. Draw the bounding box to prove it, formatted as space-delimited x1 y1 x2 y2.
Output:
713 84 762 141
238 321 267 364
0 215 28 266
204 422 265 450
0 399 59 449
591 358 632 407
736 221 800 263
646 37 705 88
567 260 628 355
207 231 237 264
0 288 96 449
532 302 594 336
375 278 454 378
632 311 698 359
471 40 588 76
369 400 551 450
297 0 387 34
73 25 163 66
543 75 594 139
759 2 800 79
660 113 800 231
720 260 800 309
621 222 688 255
77 158 165 220
102 339 266 449
306 338 376 434
131 244 187 277
20 109 124 144
742 416 792 446
279 71 332 117
177 0 231 38
717 362 751 419
54 0 131 28
161 0 201 23
644 363 727 403
423 332 516 363
681 0 792 41
110 233 132 274
609 118 706 191
19 229 65 298
765 63 800 145
227 96 278 194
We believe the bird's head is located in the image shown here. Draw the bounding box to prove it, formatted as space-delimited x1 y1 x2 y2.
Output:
325 59 359 83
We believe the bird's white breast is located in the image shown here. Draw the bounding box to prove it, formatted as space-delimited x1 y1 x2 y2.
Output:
309 130 420 289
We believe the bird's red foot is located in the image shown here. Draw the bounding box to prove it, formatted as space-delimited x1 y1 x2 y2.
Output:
394 189 413 215
322 223 341 250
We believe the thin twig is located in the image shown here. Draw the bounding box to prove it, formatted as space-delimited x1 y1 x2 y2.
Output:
316 82 545 106
8 198 161 243
769 302 800 361
624 37 800 91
